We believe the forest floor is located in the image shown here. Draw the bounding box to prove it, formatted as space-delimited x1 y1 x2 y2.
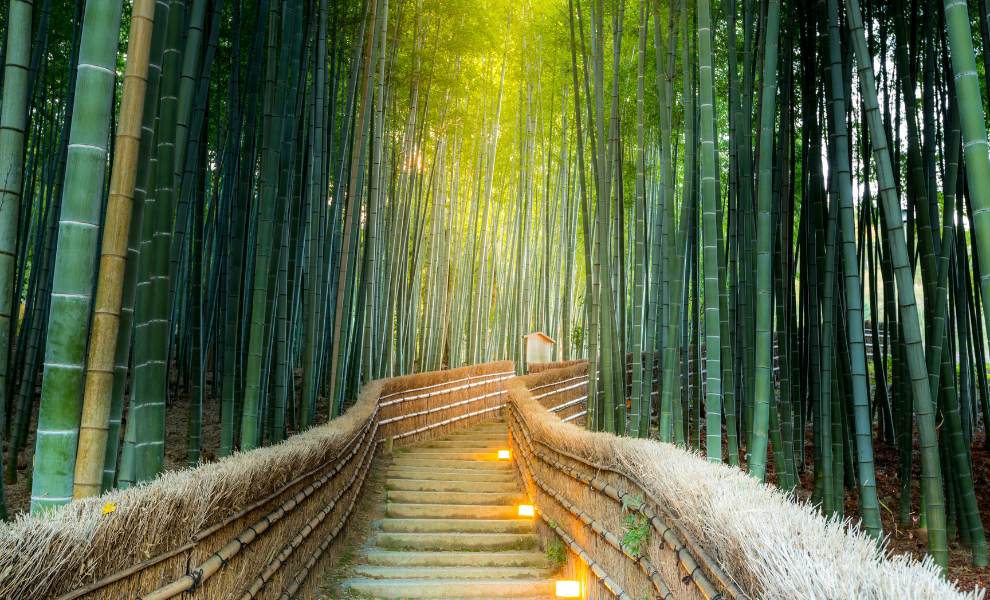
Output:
763 425 990 593
2 366 329 519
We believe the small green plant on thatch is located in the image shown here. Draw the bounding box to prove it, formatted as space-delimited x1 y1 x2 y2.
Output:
621 493 650 558
546 538 566 569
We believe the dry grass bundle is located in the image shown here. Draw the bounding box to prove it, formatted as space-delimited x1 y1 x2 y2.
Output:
506 373 986 600
528 359 588 374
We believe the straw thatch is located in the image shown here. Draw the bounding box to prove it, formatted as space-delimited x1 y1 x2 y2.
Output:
0 361 513 600
528 358 588 373
506 368 986 600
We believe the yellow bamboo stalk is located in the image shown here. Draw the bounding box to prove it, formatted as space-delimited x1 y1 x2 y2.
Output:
72 0 157 499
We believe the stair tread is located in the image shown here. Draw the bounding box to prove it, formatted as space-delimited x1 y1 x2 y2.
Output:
386 479 519 493
387 490 525 505
351 566 552 579
340 419 546 599
387 469 516 482
363 550 545 561
381 518 533 533
392 458 511 469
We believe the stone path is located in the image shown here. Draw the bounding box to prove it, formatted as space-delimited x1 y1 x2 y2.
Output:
342 420 557 598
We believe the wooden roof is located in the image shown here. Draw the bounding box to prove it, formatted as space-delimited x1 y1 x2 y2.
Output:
522 331 556 344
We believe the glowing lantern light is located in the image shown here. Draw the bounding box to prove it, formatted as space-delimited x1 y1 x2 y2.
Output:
518 504 535 517
498 450 511 460
556 580 580 597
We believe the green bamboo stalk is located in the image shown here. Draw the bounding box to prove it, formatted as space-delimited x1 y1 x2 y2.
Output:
697 0 721 462
940 0 990 568
135 0 186 482
328 0 379 413
0 0 35 499
221 0 268 452
749 0 780 480
188 120 205 467
30 0 124 513
823 0 881 537
845 0 947 568
71 0 157 499
241 0 298 451
630 0 646 439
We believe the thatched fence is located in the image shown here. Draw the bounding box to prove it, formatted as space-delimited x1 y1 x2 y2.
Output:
4 356 980 600
505 366 983 600
529 358 588 373
0 361 512 600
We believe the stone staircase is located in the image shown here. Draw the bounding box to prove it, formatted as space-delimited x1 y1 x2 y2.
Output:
343 419 557 599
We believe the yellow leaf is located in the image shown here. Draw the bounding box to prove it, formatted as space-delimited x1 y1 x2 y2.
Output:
102 502 116 514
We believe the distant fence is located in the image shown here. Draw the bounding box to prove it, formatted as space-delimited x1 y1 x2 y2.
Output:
0 361 512 600
529 358 588 373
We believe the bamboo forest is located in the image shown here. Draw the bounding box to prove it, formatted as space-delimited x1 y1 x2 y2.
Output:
2 0 990 592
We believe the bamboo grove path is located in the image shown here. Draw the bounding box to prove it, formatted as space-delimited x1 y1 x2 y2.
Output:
338 419 558 599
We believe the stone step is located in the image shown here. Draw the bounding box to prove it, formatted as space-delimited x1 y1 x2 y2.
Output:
387 479 519 494
392 457 511 470
351 565 554 580
381 518 533 534
387 490 525 506
396 451 506 461
344 578 554 599
387 467 516 482
407 445 506 453
377 532 538 552
448 429 507 436
385 503 524 520
466 423 508 430
363 550 548 568
436 435 509 448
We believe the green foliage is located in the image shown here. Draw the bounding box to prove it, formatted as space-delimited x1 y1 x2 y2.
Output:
570 323 585 351
545 538 566 569
620 494 650 558
621 513 650 558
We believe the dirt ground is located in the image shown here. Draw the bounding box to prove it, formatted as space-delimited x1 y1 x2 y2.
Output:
2 367 329 518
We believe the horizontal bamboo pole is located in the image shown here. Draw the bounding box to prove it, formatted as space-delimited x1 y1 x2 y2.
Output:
510 430 674 599
378 370 514 402
561 411 587 423
378 389 506 425
274 441 376 599
549 396 587 413
137 421 379 600
238 427 378 600
379 374 513 407
543 515 634 600
527 374 588 393
386 403 505 442
532 380 586 400
508 402 730 600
